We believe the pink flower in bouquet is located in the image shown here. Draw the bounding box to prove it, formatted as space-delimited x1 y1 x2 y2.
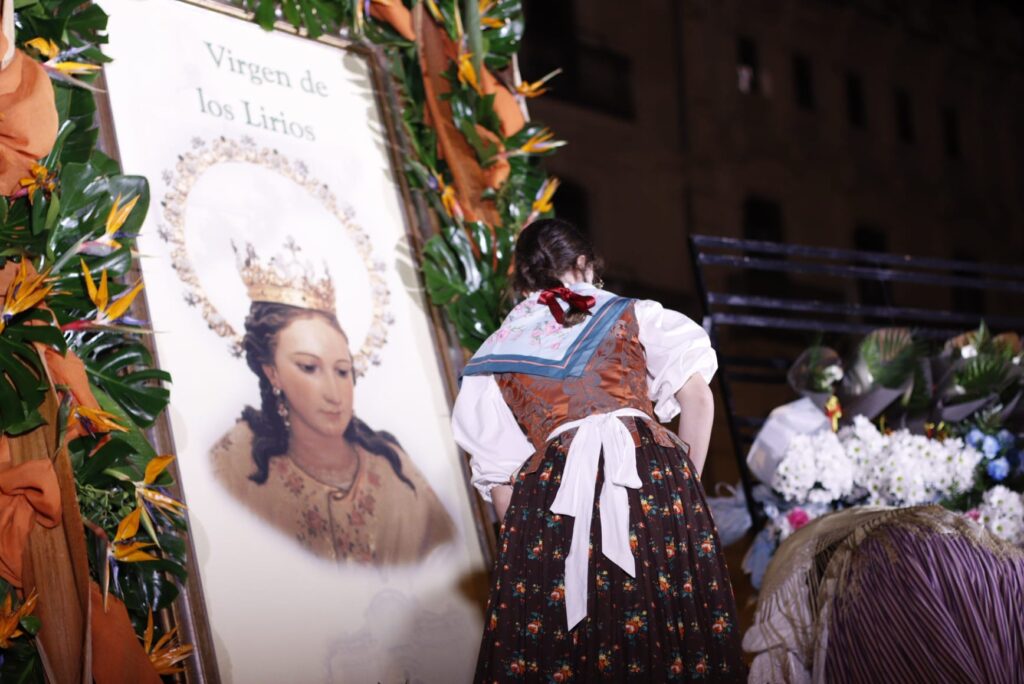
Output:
964 508 981 522
786 508 811 531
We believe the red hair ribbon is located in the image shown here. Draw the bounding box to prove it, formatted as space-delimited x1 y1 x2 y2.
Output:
537 287 596 325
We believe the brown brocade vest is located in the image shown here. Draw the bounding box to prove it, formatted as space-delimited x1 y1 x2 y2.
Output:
496 304 685 475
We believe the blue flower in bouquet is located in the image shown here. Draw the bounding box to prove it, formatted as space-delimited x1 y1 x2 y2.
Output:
997 429 1015 450
987 457 1010 482
982 435 1000 458
1008 449 1022 469
966 428 985 448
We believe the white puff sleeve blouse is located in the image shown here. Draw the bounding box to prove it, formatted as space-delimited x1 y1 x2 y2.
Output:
451 374 535 502
635 299 718 422
450 299 717 500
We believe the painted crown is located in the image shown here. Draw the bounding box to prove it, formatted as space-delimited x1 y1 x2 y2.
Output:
234 238 336 313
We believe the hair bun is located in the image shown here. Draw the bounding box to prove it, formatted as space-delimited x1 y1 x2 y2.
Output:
513 218 602 296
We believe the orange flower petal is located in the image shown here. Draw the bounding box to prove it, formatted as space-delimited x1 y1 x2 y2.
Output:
114 508 142 543
142 455 175 486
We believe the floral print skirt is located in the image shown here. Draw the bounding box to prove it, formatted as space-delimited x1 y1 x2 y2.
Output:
476 422 745 683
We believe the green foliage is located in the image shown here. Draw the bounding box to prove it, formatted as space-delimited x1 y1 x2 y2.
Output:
243 0 556 351
858 328 923 390
480 0 525 71
3 0 185 669
240 0 341 37
805 322 1024 430
76 335 171 428
946 322 1021 403
0 310 66 434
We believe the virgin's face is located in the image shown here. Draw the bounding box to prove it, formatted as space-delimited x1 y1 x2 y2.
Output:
263 315 354 438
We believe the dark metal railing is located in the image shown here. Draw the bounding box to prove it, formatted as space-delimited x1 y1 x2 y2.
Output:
689 234 1024 525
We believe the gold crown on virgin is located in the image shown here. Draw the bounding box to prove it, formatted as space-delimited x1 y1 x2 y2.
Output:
233 238 336 313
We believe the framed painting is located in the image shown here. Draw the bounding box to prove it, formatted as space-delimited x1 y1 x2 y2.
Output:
97 0 490 681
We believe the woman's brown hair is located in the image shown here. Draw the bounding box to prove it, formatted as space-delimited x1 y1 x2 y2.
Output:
513 218 603 326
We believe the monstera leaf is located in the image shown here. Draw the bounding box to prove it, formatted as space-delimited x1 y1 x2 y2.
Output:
77 335 170 428
0 310 66 434
481 0 526 71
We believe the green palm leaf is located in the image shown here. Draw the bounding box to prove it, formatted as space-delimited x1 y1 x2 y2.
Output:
858 327 923 389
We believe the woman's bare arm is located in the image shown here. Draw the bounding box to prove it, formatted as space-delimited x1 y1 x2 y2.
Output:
490 483 513 522
674 374 714 476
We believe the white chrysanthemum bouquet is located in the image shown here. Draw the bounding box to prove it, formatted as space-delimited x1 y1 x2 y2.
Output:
769 417 985 539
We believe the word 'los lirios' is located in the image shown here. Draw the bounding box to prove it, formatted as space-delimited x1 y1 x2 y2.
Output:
197 88 316 142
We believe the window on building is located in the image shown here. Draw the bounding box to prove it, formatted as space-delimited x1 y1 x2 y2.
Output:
742 195 788 293
942 107 961 159
743 196 783 242
853 224 892 306
846 72 867 128
894 88 914 143
518 0 634 119
554 179 590 236
737 36 760 94
792 53 815 110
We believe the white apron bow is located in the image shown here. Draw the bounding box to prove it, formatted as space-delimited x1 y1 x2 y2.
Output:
547 407 649 630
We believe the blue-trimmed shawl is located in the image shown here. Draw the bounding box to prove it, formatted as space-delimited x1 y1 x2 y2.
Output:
463 284 633 379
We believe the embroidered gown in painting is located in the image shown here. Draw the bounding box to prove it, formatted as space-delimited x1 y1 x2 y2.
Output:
453 294 745 682
211 421 454 565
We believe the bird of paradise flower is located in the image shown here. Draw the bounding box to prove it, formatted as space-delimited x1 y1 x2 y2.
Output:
516 69 563 99
501 129 566 159
61 260 146 333
0 589 39 649
79 194 141 257
13 163 57 204
141 608 194 675
93 456 186 609
0 260 55 334
24 37 103 92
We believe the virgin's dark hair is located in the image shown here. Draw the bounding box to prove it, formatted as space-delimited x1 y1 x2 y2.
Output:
514 218 603 326
240 301 414 489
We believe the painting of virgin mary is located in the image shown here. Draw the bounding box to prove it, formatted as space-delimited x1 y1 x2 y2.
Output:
210 243 454 565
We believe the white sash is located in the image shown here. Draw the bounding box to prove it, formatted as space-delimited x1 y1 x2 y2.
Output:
547 407 650 630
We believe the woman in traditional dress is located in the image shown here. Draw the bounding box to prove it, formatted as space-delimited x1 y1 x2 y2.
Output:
452 219 745 682
211 244 453 566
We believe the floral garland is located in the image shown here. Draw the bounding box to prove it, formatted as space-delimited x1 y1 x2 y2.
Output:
1 0 189 679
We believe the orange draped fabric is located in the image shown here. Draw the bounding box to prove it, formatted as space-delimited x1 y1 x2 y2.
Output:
0 459 61 587
0 261 163 681
0 35 59 195
370 1 524 217
90 583 163 684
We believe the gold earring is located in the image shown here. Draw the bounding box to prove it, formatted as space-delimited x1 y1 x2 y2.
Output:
272 386 291 430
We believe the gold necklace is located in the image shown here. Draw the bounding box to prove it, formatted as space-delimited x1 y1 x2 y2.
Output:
289 445 361 493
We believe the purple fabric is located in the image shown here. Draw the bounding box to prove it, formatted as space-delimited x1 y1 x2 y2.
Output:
825 526 1024 684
